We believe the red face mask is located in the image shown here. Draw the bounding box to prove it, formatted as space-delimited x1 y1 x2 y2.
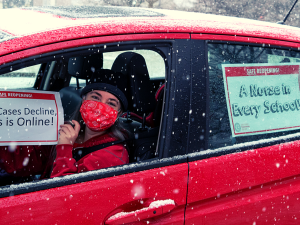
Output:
80 100 118 131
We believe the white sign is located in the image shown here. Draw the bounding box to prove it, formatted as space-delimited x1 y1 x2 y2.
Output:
222 63 300 137
0 90 64 146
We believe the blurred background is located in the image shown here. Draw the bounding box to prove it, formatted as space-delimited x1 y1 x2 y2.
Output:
1 0 300 27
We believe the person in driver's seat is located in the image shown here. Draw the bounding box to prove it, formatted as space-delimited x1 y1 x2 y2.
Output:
50 82 129 178
0 82 129 182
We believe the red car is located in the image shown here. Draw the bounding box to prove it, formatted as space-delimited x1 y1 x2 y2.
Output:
1 6 300 225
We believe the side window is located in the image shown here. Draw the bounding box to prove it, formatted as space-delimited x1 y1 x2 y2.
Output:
69 77 86 86
0 46 167 187
0 64 41 90
207 43 300 149
103 50 165 79
69 50 165 86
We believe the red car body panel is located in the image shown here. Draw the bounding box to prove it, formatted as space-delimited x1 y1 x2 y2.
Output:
0 163 188 225
0 33 190 65
186 140 300 224
186 175 300 224
185 33 300 224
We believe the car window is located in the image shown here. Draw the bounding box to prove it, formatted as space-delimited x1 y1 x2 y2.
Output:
0 45 167 187
103 50 165 79
69 77 86 86
0 64 41 90
69 49 165 86
207 43 300 149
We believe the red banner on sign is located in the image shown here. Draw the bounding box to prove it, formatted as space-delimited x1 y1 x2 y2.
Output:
0 91 55 100
224 65 299 77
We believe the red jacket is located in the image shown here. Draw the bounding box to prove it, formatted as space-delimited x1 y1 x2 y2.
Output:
0 145 52 178
0 133 128 180
50 133 129 178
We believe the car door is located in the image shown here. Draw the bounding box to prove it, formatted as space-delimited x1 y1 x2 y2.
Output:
185 35 300 224
0 33 191 225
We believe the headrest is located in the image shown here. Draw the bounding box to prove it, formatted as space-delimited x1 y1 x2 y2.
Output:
111 52 156 114
68 54 103 79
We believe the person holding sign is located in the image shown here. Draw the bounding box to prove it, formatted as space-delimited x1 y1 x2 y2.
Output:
0 82 129 183
50 83 129 178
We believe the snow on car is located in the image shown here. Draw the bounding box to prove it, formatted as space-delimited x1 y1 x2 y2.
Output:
1 5 300 225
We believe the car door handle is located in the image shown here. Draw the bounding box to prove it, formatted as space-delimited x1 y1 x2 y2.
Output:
105 199 176 225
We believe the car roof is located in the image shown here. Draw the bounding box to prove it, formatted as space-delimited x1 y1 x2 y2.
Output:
1 6 300 58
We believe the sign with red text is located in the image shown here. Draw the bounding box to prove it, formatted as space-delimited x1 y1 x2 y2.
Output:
0 90 63 145
222 63 300 137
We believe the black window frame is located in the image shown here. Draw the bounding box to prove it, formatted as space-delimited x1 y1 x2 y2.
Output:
188 39 300 162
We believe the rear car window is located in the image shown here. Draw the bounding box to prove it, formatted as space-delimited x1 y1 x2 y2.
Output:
208 43 300 149
103 50 165 79
69 49 165 85
0 64 41 89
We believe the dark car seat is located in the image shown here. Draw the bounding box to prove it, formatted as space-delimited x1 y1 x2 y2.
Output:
68 54 103 87
131 83 165 161
111 52 156 116
111 52 160 162
121 83 165 128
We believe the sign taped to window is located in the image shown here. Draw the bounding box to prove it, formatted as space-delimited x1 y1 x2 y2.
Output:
222 63 300 137
0 90 63 145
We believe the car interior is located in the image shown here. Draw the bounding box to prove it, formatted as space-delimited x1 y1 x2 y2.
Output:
0 47 167 186
59 52 164 162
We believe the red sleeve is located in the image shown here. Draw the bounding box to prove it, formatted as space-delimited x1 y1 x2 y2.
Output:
50 144 129 178
0 145 52 177
50 144 78 178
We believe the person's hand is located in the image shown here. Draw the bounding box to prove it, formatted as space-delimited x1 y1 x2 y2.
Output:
58 120 80 145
